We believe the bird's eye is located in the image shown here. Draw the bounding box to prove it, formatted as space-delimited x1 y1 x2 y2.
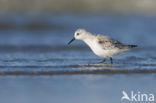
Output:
76 33 80 35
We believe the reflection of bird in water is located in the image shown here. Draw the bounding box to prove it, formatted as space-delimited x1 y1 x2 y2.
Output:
68 29 137 64
121 91 131 101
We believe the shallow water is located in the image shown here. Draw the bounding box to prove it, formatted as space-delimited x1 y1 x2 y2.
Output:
1 75 156 103
0 13 156 103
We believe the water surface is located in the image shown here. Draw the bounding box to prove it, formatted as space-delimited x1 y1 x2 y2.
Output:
0 13 156 103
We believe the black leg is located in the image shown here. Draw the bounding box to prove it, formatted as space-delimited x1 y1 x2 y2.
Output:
110 57 113 64
98 58 106 63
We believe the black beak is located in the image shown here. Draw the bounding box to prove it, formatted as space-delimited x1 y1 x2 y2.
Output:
68 37 75 45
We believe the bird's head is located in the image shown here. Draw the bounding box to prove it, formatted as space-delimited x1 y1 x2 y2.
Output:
68 28 87 45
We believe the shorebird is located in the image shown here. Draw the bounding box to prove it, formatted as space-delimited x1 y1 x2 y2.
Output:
68 29 137 64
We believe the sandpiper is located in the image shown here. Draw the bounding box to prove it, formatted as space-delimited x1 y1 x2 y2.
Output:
68 29 137 64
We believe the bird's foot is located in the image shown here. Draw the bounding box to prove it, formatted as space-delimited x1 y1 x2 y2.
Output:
110 57 113 64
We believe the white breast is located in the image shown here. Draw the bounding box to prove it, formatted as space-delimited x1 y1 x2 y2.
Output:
83 38 125 58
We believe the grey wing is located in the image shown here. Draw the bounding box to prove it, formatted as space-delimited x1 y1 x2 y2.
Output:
97 35 126 49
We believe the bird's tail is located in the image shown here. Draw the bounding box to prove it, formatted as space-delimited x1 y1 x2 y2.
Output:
127 45 137 48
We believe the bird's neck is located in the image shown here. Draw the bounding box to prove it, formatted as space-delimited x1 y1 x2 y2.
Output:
83 33 95 48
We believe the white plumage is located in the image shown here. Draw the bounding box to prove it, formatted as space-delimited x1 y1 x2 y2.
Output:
68 29 137 63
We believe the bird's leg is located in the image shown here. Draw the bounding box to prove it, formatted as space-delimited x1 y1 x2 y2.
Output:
110 57 113 64
98 58 106 64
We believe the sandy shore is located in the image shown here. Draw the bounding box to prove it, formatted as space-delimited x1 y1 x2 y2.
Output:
0 0 156 13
